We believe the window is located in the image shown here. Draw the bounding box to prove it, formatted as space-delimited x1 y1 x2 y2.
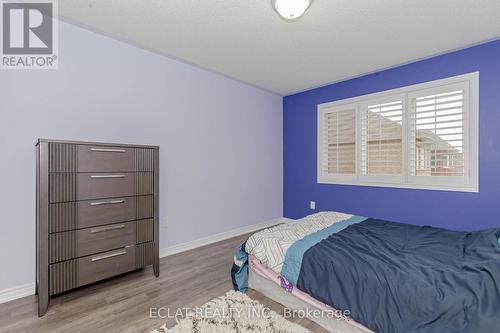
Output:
317 73 478 192
443 155 450 169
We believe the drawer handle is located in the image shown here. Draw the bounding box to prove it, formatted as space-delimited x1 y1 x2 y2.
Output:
90 148 126 153
91 249 127 262
90 174 126 179
90 224 126 233
90 200 125 206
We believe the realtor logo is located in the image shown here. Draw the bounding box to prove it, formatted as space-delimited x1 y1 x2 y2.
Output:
1 0 58 69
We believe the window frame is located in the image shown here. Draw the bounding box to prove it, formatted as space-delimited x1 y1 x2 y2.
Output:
317 72 479 192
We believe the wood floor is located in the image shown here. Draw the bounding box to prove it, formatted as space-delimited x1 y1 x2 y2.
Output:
0 233 327 333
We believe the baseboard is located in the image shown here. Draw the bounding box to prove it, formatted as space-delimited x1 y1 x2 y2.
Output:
160 217 292 258
0 217 293 304
0 283 35 304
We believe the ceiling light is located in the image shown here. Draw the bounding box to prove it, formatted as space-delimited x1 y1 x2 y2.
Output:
272 0 312 21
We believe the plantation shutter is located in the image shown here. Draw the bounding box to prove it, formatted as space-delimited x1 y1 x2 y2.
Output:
318 74 477 191
361 99 403 176
409 87 466 177
321 106 356 175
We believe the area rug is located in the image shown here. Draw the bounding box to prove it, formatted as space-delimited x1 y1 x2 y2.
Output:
151 290 310 333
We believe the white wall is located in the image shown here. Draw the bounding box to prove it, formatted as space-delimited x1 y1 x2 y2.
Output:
0 22 283 292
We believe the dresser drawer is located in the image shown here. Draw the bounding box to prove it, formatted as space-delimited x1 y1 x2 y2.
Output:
48 196 154 233
78 246 136 286
77 173 135 200
49 221 137 263
77 222 135 257
78 197 136 229
78 145 135 172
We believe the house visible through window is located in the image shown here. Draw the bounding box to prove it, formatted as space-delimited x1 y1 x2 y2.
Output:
317 73 478 192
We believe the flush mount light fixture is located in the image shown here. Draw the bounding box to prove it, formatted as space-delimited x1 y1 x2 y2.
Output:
272 0 312 21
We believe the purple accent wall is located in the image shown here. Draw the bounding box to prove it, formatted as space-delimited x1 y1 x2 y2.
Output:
283 39 500 231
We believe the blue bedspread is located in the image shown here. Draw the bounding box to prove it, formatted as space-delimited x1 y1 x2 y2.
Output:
232 216 500 332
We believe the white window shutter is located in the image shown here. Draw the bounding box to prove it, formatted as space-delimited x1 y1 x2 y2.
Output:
317 72 478 192
408 86 466 178
360 99 404 177
320 105 356 176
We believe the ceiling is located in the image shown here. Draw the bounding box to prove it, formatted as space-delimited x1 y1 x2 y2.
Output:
59 0 500 95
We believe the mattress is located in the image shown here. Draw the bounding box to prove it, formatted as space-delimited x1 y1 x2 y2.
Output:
248 254 372 333
232 211 500 333
233 212 372 331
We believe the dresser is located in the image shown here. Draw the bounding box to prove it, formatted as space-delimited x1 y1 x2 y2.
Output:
36 139 159 316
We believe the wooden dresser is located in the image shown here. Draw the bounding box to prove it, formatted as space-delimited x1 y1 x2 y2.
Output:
36 139 159 316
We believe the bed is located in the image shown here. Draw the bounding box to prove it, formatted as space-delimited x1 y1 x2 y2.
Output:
232 212 500 333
